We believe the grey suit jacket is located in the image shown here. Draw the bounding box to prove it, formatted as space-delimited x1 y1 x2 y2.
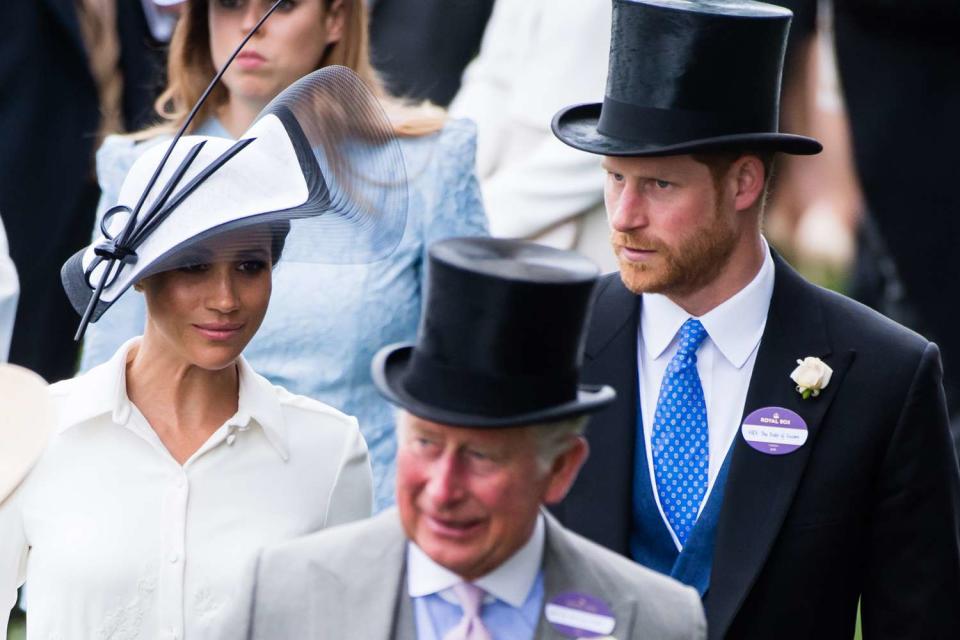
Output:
249 508 705 639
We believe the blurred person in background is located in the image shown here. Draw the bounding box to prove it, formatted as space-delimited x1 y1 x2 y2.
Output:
0 363 54 640
0 215 18 363
763 2 862 286
778 0 960 438
367 0 495 107
0 0 172 383
79 0 488 512
449 0 617 272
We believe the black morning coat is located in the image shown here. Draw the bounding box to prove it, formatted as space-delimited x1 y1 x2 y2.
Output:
553 252 960 640
1 0 163 381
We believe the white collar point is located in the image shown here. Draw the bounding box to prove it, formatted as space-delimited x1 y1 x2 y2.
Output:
406 514 545 609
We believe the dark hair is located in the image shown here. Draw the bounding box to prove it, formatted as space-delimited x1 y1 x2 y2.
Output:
269 220 291 266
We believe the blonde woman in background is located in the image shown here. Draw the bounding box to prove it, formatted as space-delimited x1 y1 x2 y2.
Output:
81 0 489 511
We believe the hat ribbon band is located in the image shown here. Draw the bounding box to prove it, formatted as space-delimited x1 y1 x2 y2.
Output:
596 96 778 144
404 352 579 419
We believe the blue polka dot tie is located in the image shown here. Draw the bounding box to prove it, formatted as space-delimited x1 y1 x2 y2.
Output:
651 318 709 547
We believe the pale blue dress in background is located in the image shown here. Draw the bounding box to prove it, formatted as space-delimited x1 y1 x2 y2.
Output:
80 117 489 511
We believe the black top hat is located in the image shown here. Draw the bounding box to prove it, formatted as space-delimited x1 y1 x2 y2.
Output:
372 238 616 428
553 0 822 157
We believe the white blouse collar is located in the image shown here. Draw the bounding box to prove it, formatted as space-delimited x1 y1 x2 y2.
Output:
59 337 289 460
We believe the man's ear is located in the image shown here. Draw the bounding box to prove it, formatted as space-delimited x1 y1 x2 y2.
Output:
731 155 766 213
543 436 590 505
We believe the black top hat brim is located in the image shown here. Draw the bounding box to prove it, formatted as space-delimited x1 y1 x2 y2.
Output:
372 344 616 429
553 102 822 157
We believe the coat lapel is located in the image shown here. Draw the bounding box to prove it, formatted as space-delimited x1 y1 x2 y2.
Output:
535 512 638 640
560 274 640 554
705 255 855 638
319 510 412 638
392 577 418 640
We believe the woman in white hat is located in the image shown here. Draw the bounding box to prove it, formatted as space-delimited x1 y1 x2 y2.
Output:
0 65 398 638
81 0 489 512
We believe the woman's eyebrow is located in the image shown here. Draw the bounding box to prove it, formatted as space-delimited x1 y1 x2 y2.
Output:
184 248 215 262
233 247 271 260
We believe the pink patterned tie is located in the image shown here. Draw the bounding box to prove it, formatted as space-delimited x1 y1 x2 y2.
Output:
443 582 493 640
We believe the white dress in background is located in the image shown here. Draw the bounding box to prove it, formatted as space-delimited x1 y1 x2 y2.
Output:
449 0 617 271
0 214 19 362
0 338 373 639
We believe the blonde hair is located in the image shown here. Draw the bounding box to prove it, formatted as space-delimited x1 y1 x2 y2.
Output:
137 0 444 139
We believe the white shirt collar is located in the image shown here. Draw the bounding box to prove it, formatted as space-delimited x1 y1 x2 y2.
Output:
59 337 289 460
640 240 775 369
407 513 545 608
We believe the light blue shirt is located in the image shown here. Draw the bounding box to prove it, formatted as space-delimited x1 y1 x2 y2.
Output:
413 574 544 640
80 117 489 511
408 515 546 640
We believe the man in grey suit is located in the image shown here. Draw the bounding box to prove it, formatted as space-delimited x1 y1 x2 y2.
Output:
248 238 705 640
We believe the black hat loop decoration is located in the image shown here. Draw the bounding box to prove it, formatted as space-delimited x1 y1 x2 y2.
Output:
92 207 138 265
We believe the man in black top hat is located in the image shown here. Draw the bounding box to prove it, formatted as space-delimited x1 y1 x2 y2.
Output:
248 237 706 640
549 1 960 639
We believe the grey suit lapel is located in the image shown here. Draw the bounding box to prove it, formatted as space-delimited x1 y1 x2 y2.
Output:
535 512 637 639
315 510 412 638
392 561 417 640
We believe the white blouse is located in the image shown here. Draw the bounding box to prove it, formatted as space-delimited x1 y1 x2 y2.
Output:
0 339 373 639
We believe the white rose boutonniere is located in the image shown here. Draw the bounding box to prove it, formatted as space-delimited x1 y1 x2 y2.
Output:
791 357 833 399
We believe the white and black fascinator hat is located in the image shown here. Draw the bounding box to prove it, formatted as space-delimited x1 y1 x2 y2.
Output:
62 2 406 339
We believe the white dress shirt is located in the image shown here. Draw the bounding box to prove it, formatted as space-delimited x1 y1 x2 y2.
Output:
638 245 775 549
0 215 18 362
0 338 372 640
408 514 545 639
